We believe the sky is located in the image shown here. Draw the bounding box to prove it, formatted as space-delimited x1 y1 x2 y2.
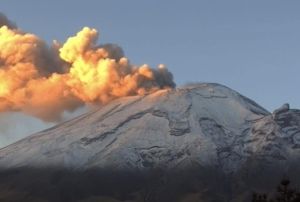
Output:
0 0 299 147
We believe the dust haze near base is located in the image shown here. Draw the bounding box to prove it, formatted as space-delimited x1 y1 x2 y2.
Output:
0 106 90 148
0 113 53 148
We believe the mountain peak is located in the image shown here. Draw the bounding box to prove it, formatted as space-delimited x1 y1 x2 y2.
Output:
0 83 270 170
0 83 299 202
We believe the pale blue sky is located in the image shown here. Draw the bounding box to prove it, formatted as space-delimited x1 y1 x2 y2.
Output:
0 0 299 146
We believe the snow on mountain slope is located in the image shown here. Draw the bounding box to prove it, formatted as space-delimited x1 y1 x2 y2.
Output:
0 83 300 202
0 83 275 172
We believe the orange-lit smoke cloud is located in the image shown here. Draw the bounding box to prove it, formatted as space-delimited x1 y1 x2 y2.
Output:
0 13 175 122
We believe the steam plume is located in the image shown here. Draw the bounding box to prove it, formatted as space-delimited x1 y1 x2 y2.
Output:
0 13 175 122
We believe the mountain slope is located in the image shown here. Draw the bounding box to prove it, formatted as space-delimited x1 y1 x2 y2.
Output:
0 83 299 202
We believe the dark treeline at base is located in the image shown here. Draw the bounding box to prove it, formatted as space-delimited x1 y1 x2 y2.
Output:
0 166 229 202
0 166 299 202
252 179 300 202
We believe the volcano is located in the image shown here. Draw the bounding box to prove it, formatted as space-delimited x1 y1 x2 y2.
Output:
0 83 299 202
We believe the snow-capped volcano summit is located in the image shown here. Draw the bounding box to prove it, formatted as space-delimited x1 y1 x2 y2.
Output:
0 83 299 202
0 83 269 170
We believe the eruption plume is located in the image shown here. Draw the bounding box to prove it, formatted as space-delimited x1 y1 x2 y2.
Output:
0 13 175 122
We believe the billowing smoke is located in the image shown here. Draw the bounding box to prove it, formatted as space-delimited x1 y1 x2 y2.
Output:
0 13 16 29
0 13 175 122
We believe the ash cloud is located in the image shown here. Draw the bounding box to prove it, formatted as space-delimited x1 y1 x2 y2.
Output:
0 13 175 122
0 12 16 29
